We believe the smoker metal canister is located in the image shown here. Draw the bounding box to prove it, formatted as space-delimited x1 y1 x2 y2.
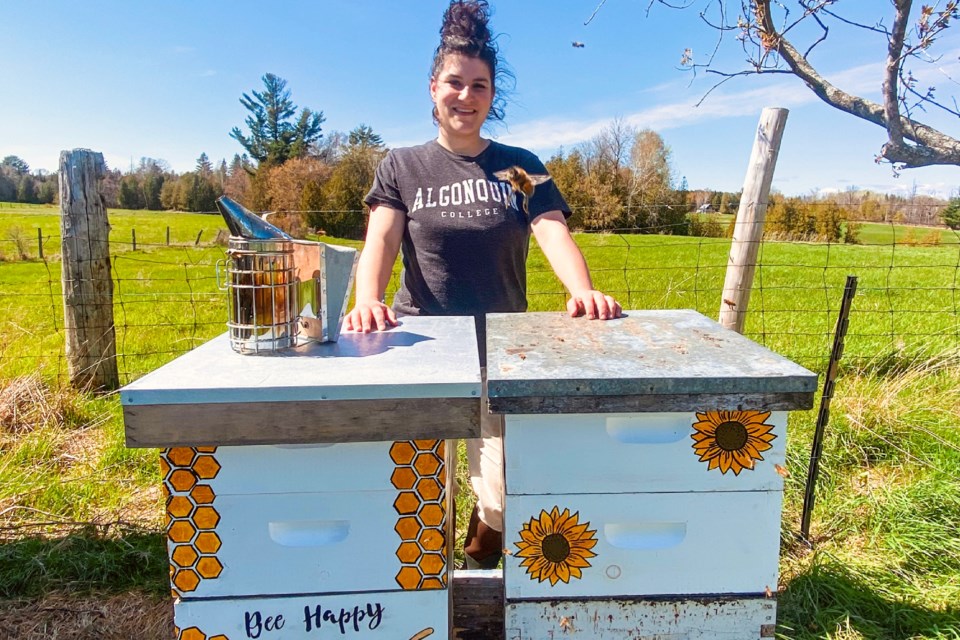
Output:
222 236 299 353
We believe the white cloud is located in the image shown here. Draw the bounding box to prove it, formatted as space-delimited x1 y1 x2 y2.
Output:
495 75 817 151
496 51 959 156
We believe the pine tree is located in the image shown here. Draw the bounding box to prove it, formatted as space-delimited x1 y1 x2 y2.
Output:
230 73 325 167
2 156 29 175
348 124 384 149
141 172 164 210
942 198 960 230
196 152 213 176
118 175 144 209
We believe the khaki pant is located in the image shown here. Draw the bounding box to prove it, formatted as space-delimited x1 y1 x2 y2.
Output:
466 368 504 532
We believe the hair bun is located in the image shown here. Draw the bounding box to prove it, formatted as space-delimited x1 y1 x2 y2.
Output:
440 0 492 55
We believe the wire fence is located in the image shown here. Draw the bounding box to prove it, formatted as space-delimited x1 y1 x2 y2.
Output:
0 208 958 384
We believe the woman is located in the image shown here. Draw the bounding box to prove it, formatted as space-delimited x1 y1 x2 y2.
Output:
344 0 621 569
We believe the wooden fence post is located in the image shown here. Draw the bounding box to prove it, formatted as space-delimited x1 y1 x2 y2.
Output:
59 149 119 391
719 107 789 334
37 228 43 259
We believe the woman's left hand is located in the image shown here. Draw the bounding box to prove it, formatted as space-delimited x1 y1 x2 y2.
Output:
567 290 622 320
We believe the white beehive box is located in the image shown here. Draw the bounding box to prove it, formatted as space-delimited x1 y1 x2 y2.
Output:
505 411 789 494
122 316 482 640
487 310 816 638
505 596 777 639
503 490 783 599
157 440 452 599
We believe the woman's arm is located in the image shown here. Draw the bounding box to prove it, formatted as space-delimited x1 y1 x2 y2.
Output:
343 204 406 332
531 211 622 320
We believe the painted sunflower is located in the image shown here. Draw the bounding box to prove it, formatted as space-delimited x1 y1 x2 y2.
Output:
514 506 597 586
691 410 776 475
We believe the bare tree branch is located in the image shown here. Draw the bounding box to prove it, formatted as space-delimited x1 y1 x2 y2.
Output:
903 78 960 118
695 68 792 106
883 0 912 147
584 0 609 25
803 8 830 58
820 7 891 36
596 0 960 168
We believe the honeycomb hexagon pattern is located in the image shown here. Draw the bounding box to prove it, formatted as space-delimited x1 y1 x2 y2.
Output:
161 447 223 597
174 625 230 640
390 439 447 589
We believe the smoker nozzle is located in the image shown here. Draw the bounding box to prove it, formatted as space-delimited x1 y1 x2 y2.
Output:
216 196 292 240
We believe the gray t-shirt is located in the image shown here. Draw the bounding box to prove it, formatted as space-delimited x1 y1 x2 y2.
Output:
365 140 569 353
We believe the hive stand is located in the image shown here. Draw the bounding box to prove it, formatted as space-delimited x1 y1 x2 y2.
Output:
122 316 481 640
486 310 817 640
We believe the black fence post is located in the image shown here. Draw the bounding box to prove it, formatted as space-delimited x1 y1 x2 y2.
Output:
801 275 858 541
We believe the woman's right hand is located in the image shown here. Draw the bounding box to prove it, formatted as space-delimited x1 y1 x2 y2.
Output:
344 299 398 333
344 204 405 333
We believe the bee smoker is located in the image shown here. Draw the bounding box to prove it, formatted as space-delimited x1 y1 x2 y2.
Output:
216 197 358 354
222 236 299 353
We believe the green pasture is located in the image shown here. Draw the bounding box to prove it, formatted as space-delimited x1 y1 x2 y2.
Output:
1 207 959 638
0 203 225 260
3 229 957 381
534 232 959 369
855 220 960 246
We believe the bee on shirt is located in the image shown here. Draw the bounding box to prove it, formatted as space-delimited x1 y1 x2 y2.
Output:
493 165 552 216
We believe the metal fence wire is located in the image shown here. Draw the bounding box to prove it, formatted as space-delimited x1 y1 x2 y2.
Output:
0 206 958 384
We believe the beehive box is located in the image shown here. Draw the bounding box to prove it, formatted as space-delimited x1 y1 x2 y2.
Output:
486 310 817 638
122 316 482 640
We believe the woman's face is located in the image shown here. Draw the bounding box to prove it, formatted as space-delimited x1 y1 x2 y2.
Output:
430 53 494 142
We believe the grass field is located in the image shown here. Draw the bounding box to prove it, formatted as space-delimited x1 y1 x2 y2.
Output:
1 204 959 638
854 220 960 246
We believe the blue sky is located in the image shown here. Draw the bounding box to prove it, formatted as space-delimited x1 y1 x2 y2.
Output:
2 1 958 197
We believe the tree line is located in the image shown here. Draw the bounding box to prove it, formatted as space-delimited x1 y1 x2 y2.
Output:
544 118 953 242
3 73 956 241
0 156 58 205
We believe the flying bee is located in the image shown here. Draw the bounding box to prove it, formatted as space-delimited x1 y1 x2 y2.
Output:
494 165 552 215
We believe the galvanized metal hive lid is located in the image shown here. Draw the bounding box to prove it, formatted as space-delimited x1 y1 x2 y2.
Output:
120 316 483 447
122 316 481 405
485 310 818 413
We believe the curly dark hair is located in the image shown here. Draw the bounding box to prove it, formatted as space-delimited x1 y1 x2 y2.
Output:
431 0 511 123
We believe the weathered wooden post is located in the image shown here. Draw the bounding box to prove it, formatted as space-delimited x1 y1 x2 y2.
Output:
59 149 119 391
719 107 789 333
